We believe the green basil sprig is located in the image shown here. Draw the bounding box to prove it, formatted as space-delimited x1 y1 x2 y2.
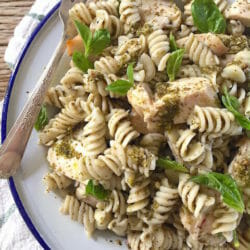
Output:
233 230 240 248
73 20 110 72
191 0 226 34
167 49 185 81
157 157 188 173
169 32 178 52
85 180 110 200
190 172 244 213
34 105 48 131
106 63 134 95
222 87 250 130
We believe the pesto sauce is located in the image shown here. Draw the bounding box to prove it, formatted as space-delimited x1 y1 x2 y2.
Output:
55 140 78 159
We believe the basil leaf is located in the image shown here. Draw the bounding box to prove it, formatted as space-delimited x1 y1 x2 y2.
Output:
190 172 244 213
191 0 226 34
74 20 92 55
85 180 109 200
127 63 134 84
34 105 48 131
222 88 250 130
167 49 185 81
106 79 133 95
157 157 189 173
233 230 240 248
169 32 178 52
72 51 93 72
89 29 110 56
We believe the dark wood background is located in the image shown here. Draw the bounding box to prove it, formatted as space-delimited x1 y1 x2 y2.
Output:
0 0 34 100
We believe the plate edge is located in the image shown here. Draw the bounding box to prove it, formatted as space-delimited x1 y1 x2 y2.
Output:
1 2 61 249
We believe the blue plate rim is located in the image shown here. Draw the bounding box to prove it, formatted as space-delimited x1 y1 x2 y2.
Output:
1 2 61 249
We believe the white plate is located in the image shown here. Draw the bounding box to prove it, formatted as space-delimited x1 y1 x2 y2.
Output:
2 4 126 250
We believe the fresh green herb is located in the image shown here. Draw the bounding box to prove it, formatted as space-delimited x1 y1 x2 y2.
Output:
74 20 92 54
190 172 244 213
169 32 178 52
157 157 189 173
191 0 226 34
233 230 240 248
88 29 111 56
73 20 110 72
72 51 93 72
106 63 134 95
167 49 185 81
85 180 110 200
222 87 250 130
34 105 48 131
106 79 133 95
127 62 135 85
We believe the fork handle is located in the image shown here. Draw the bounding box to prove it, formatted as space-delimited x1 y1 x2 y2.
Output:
0 37 66 179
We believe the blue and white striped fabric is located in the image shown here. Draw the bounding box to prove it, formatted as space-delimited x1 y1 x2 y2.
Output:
1 1 59 249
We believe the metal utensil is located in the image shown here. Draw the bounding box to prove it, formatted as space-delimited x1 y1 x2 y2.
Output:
0 0 82 178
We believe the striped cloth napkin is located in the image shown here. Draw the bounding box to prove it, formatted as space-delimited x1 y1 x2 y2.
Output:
1 1 59 249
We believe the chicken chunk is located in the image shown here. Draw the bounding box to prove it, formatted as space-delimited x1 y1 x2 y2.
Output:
229 138 250 188
195 33 229 56
139 0 182 30
128 77 218 133
225 0 250 27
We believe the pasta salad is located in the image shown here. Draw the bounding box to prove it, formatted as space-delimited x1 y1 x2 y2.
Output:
36 0 250 249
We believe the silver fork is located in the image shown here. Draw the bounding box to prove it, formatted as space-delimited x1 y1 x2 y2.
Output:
0 0 82 178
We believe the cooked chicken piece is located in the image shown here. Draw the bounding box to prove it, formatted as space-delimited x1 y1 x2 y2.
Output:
225 0 250 27
229 138 250 188
160 77 219 124
139 0 182 30
128 77 218 132
130 109 150 134
127 83 154 118
195 33 229 56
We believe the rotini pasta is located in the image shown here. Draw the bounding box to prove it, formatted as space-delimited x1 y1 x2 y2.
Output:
177 33 220 67
108 109 140 147
40 0 250 248
178 174 215 217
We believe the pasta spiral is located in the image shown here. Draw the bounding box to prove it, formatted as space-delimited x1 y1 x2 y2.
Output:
227 20 245 36
139 133 165 155
69 2 93 25
178 174 215 217
187 105 242 136
108 216 128 236
147 29 170 71
44 85 72 109
43 172 72 191
94 56 121 74
88 0 119 16
119 0 141 33
175 129 206 165
212 203 240 242
60 195 95 237
108 109 140 147
126 145 156 178
177 33 220 67
97 189 127 217
127 179 151 213
39 98 87 146
81 107 107 157
97 140 126 176
90 9 123 39
150 178 179 225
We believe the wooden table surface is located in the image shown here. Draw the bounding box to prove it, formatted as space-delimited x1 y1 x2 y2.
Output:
0 0 34 100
